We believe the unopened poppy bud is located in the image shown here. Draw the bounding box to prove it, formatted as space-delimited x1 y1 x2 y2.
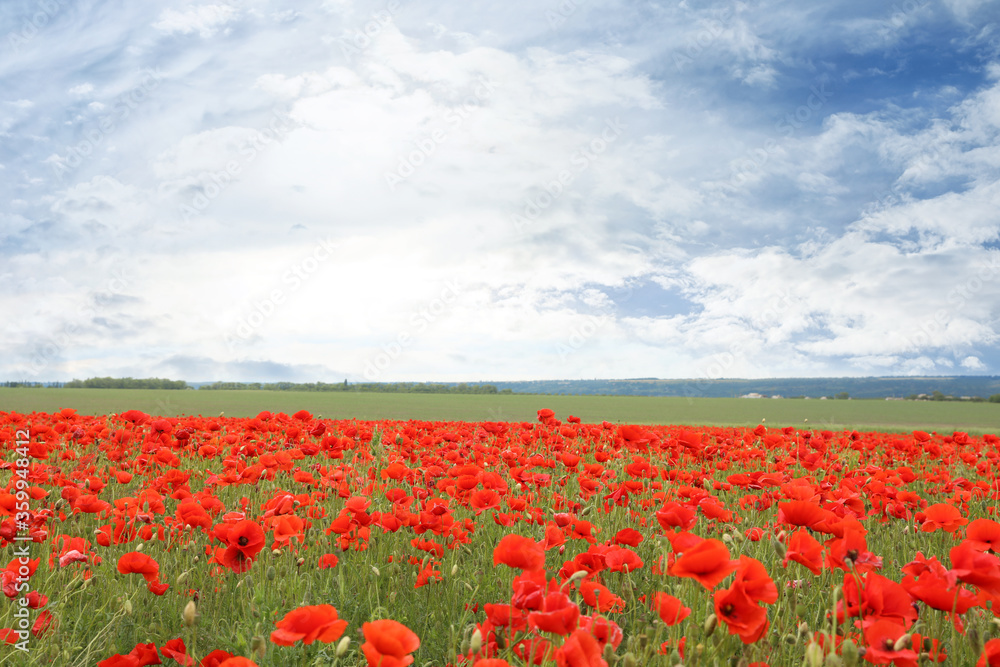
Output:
776 530 786 541
451 563 458 576
824 654 843 667
797 622 810 642
772 537 787 559
622 652 638 667
581 506 592 516
296 557 305 567
843 556 854 569
266 566 275 581
336 635 351 657
470 628 483 654
601 642 615 663
371 565 380 576
840 639 859 667
892 634 911 653
136 542 144 552
703 613 717 637
123 599 132 615
783 634 798 645
722 534 733 544
566 569 588 586
251 635 266 659
176 571 188 587
272 549 282 557
183 600 197 627
805 641 824 667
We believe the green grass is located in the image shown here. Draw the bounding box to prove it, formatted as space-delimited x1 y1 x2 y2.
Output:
2 388 999 434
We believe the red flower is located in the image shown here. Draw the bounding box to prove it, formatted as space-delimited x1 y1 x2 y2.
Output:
160 638 195 666
668 538 738 590
979 638 1000 667
527 591 581 636
651 592 690 625
361 619 420 667
862 619 918 667
493 534 546 572
783 529 824 575
271 604 348 646
920 503 968 533
555 628 606 667
714 581 769 644
580 580 624 613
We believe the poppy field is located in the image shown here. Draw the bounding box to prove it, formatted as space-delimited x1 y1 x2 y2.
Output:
3 407 1000 667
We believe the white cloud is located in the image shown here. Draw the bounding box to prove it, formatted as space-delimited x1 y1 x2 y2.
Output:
153 5 240 38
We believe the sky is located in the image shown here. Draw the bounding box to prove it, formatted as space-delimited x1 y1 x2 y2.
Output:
2 0 999 384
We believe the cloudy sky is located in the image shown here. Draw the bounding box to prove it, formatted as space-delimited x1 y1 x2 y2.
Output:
2 0 999 383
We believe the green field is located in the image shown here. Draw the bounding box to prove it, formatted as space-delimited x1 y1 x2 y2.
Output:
2 387 999 434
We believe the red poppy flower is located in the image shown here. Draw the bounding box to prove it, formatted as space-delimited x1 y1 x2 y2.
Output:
714 581 768 644
733 556 777 605
493 534 545 572
580 580 624 613
361 619 420 667
668 538 738 590
968 518 1000 552
555 628 605 667
271 604 348 646
117 552 159 583
527 591 581 636
651 592 690 625
862 619 918 667
160 638 195 666
979 638 1000 667
783 529 824 576
920 503 968 533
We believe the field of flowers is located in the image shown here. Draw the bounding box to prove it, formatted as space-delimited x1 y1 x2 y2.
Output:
2 407 1000 666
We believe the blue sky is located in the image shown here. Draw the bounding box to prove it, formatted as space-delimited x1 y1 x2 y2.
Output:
2 0 999 383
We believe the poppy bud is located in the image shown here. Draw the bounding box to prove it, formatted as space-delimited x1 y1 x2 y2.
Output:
771 537 786 559
123 599 132 615
296 558 305 567
136 542 144 552
251 635 266 659
892 634 911 653
371 566 380 576
602 642 615 664
805 641 824 667
825 654 843 667
272 549 282 557
183 600 197 627
336 635 351 657
266 566 276 581
703 613 717 637
176 571 188 587
722 534 733 544
797 622 810 642
469 628 483 653
841 639 859 667
622 653 638 667
451 564 458 576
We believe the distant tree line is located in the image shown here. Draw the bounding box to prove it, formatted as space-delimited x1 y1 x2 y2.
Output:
199 381 508 394
64 377 190 389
